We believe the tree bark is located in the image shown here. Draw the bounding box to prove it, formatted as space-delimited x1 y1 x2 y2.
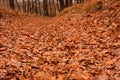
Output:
9 0 15 10
15 0 20 10
22 0 26 12
65 0 69 7
43 0 48 16
59 0 65 11
69 0 73 6
27 0 30 14
35 0 38 14
38 0 41 15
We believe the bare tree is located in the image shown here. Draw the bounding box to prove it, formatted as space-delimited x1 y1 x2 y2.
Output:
69 0 73 6
35 0 38 14
15 0 20 10
38 0 42 15
65 0 73 7
65 0 69 7
27 0 30 14
52 0 56 16
22 0 26 12
59 0 65 11
77 0 84 4
9 0 15 10
43 0 48 16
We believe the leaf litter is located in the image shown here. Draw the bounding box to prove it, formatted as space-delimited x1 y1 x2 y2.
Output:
0 0 120 80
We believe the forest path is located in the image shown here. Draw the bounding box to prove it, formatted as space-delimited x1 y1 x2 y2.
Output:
0 7 120 79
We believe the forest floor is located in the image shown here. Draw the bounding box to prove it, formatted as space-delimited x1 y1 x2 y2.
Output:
0 0 120 80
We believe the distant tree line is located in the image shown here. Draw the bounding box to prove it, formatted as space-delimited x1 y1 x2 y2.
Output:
2 0 85 16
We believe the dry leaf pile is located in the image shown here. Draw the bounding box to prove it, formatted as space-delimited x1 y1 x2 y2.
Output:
0 1 120 80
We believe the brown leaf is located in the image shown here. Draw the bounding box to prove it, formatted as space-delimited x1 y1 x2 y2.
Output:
57 75 64 80
19 76 26 80
20 44 33 49
0 47 7 51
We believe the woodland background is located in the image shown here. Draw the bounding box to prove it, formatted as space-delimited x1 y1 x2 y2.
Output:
1 0 85 16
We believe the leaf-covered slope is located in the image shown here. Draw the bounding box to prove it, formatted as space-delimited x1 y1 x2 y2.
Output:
59 0 119 16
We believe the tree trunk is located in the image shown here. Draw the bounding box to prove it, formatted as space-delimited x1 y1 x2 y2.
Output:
35 0 38 14
9 0 15 10
69 0 73 6
22 0 26 12
65 0 69 7
56 0 60 12
15 0 20 10
38 0 41 15
27 0 30 14
52 0 56 16
43 0 48 16
77 0 84 4
31 0 34 14
59 0 65 11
